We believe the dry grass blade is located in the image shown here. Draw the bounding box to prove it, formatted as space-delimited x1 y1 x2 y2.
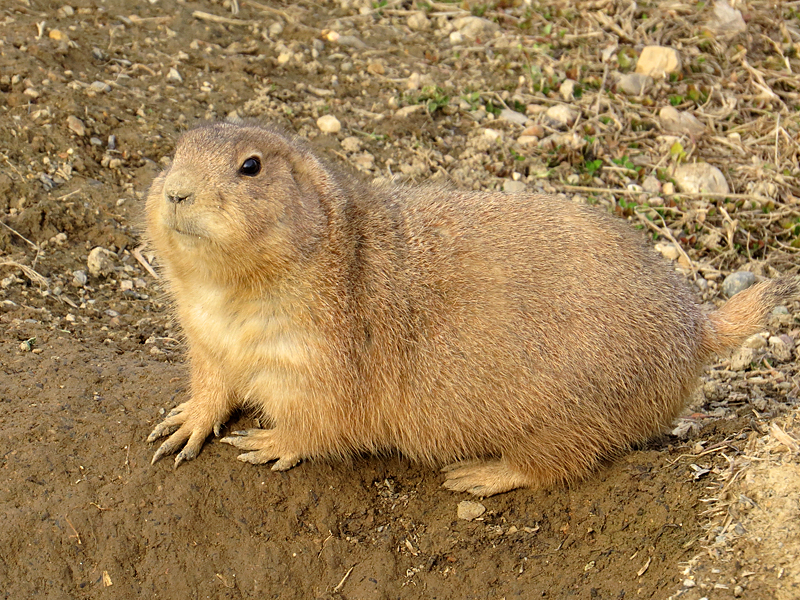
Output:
0 261 49 288
770 422 800 452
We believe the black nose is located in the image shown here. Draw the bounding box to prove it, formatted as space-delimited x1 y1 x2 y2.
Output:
166 190 194 205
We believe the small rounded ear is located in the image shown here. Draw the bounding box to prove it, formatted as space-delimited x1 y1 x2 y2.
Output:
288 149 338 197
283 148 342 224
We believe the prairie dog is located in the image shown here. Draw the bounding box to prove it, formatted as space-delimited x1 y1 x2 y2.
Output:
145 122 798 496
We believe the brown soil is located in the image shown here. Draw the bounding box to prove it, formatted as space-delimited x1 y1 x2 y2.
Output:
1 1 798 599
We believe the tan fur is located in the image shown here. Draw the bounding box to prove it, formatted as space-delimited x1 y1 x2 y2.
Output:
145 122 798 496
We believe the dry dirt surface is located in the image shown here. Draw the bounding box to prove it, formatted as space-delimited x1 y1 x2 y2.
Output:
1 0 800 599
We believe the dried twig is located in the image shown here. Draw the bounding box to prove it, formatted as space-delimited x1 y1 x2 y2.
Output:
332 566 355 593
191 10 256 26
132 245 160 280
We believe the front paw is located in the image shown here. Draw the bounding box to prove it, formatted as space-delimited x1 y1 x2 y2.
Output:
148 401 225 468
220 429 302 471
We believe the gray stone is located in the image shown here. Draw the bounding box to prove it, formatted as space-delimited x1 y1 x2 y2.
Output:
769 335 794 362
453 16 500 40
659 106 705 136
730 346 760 371
499 108 527 126
642 175 661 194
616 73 652 95
503 180 527 193
709 0 746 35
89 80 111 93
742 333 768 350
722 271 756 297
673 163 729 194
71 270 88 287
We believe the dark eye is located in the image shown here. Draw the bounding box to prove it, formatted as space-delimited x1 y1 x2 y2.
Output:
239 156 261 176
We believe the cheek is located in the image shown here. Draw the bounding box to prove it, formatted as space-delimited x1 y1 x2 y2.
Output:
144 176 167 226
238 189 282 240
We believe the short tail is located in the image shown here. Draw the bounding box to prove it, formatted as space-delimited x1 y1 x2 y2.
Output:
702 276 799 356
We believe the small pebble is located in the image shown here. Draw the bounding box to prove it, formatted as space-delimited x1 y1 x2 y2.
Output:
635 46 681 78
341 136 362 153
166 68 183 83
659 106 705 136
673 163 729 194
90 81 111 93
654 243 680 261
67 115 86 136
353 152 374 171
453 16 500 40
407 12 430 31
72 270 88 286
396 105 425 118
642 175 660 194
499 108 527 126
316 115 341 134
544 104 576 129
521 124 544 137
742 333 767 350
615 72 653 95
87 247 115 278
722 271 756 297
457 500 486 521
730 346 759 371
768 335 793 362
559 79 577 101
503 180 526 193
407 72 421 91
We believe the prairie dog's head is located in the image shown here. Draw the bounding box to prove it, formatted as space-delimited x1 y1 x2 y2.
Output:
146 122 333 283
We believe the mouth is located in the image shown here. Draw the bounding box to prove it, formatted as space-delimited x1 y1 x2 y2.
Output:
164 215 206 239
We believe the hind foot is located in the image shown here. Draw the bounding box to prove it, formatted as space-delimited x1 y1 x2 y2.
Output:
220 428 302 471
442 459 534 496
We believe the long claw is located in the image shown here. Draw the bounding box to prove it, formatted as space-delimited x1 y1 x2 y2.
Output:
272 455 301 471
147 422 179 443
151 441 175 465
237 451 276 464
